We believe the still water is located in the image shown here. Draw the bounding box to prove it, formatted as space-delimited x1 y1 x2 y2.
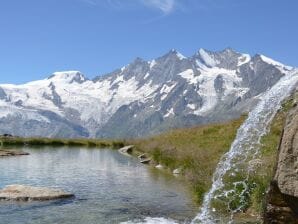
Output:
0 147 197 224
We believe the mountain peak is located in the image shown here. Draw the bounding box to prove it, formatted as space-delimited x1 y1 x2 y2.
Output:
221 47 237 54
162 49 187 60
197 48 218 67
48 71 86 83
257 54 293 70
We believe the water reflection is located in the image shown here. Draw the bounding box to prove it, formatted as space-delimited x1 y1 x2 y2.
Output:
0 147 197 224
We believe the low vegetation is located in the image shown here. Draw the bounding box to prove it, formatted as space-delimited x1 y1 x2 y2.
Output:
225 92 298 222
246 92 298 215
0 136 125 149
129 115 247 204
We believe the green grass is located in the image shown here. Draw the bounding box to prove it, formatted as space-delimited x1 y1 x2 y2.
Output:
247 92 298 215
228 91 298 221
129 115 247 203
0 136 125 149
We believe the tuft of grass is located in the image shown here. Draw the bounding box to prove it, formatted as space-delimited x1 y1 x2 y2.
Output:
129 115 247 204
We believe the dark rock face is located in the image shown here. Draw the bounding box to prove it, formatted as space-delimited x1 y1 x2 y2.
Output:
0 87 7 100
264 99 298 224
264 181 298 224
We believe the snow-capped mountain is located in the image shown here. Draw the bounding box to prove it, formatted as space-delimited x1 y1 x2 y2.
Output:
0 48 294 138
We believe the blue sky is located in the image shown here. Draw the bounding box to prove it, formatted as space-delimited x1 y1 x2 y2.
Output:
0 0 297 84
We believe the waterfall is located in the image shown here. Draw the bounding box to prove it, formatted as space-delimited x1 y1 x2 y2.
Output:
192 70 298 223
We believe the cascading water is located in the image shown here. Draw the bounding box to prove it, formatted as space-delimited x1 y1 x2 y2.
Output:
192 70 298 224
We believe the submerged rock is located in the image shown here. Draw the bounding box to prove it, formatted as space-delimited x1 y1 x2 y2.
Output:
0 185 74 201
0 150 29 157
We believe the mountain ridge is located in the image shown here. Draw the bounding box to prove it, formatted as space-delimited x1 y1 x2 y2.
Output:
0 48 295 138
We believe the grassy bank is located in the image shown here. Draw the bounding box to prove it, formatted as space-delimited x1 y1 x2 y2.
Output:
0 136 125 149
128 115 246 204
241 91 298 217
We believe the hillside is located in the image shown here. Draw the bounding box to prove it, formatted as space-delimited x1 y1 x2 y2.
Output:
127 89 298 223
129 116 246 203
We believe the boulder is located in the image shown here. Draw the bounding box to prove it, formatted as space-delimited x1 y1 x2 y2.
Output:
118 145 134 155
275 104 298 198
0 185 74 201
155 164 164 169
264 101 298 223
140 158 151 164
173 168 182 175
138 154 147 159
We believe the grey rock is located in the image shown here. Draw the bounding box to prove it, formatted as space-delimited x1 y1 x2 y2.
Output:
173 168 182 175
264 96 298 223
140 158 151 164
0 150 29 157
275 102 298 197
0 185 74 201
118 145 134 154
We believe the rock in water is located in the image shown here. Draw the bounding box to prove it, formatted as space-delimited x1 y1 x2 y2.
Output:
0 150 29 157
173 168 182 175
118 145 134 155
0 185 74 201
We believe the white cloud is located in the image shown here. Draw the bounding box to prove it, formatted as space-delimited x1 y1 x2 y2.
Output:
81 0 97 6
141 0 176 14
79 0 177 14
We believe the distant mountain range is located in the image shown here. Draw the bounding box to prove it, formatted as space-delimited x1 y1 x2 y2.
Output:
0 48 295 138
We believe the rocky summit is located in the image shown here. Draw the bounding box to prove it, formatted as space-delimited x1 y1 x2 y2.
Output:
0 48 295 138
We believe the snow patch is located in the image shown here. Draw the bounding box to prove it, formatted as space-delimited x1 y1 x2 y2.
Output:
187 103 196 110
260 55 293 71
178 69 199 84
160 83 176 101
164 108 174 118
237 54 251 66
51 71 85 82
144 73 150 79
149 60 157 69
176 52 186 60
121 66 126 72
198 49 218 67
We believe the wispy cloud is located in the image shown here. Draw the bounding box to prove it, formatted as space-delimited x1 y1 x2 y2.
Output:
79 0 177 15
141 0 176 14
80 0 97 6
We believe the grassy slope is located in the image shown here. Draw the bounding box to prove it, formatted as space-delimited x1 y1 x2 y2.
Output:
129 115 246 203
247 92 298 215
231 91 298 222
126 93 296 223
